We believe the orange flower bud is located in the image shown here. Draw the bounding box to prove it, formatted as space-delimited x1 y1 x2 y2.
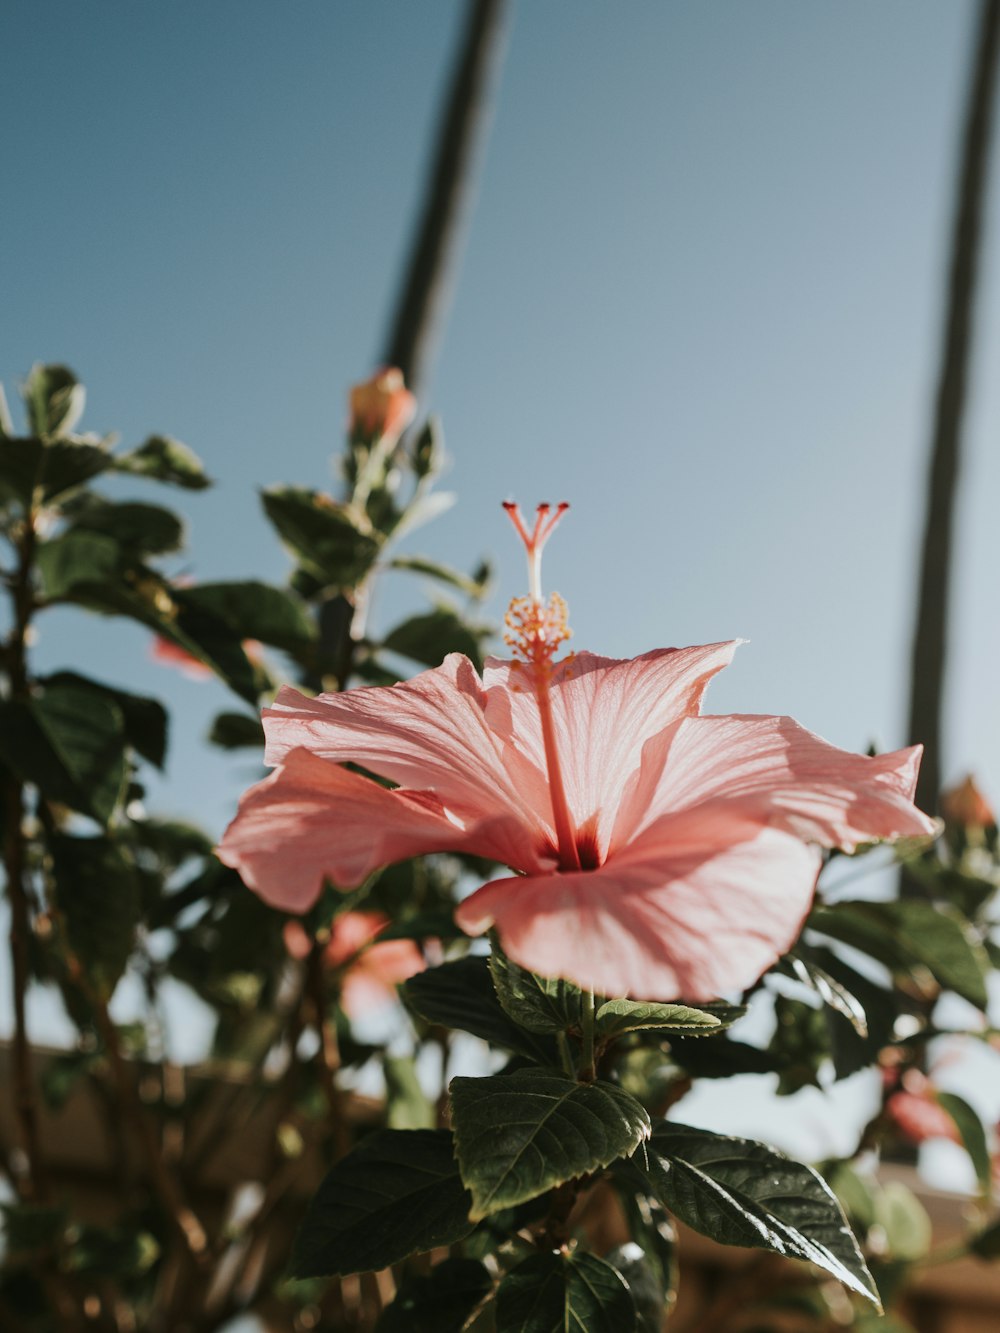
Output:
348 368 416 446
941 775 996 829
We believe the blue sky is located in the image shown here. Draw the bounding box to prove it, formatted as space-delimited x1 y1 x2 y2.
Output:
4 0 999 1187
3 2 995 836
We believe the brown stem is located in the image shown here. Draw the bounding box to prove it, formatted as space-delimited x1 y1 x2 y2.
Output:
65 952 209 1267
306 942 350 1158
3 512 46 1201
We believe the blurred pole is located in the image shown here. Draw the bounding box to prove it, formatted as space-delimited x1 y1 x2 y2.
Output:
382 0 510 401
315 0 510 689
905 0 1000 820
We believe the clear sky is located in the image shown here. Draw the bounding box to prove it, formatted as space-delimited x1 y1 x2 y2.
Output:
2 1 998 1179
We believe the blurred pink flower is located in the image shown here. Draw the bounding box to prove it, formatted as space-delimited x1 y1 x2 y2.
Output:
349 368 416 446
886 1087 960 1146
150 636 213 680
283 912 424 1017
218 504 936 1001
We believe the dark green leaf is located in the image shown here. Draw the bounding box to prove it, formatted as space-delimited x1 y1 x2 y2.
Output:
605 1245 665 1333
1 1203 67 1255
811 898 989 1009
376 1258 492 1333
383 607 489 670
872 1180 932 1262
178 579 316 649
450 1069 650 1220
809 948 899 1081
0 436 45 504
496 1252 636 1333
937 1091 992 1193
666 1035 787 1080
404 957 558 1064
290 1128 474 1277
596 999 743 1041
376 908 468 943
489 947 584 1034
633 1120 880 1308
770 995 827 1095
51 834 141 999
42 671 167 769
0 688 127 823
778 951 868 1036
113 434 210 489
62 495 185 555
36 529 121 600
208 711 264 751
23 364 85 438
262 486 381 588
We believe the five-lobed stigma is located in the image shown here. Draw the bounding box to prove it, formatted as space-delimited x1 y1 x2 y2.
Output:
502 502 572 669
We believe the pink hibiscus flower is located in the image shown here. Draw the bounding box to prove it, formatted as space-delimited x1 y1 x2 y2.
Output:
218 504 935 1001
283 912 425 1017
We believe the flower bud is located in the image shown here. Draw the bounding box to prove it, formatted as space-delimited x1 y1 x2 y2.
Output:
941 775 996 829
348 368 416 447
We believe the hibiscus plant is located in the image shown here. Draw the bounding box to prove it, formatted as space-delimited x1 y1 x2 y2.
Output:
1 363 1000 1332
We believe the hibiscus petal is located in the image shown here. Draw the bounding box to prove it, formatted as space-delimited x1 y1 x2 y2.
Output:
613 714 937 854
483 642 740 856
218 747 521 912
262 655 550 857
456 816 821 1001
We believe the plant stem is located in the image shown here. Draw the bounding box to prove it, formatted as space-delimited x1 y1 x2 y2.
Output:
306 941 350 1158
3 510 46 1201
579 989 597 1082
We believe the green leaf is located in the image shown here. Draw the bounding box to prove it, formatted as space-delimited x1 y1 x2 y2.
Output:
604 1245 666 1333
595 999 743 1041
207 711 264 751
23 364 85 438
872 1180 932 1262
1 1203 67 1255
770 995 827 1095
51 834 141 999
496 1252 636 1333
778 951 868 1036
113 434 210 489
403 957 559 1064
0 436 45 504
937 1091 992 1193
178 579 316 649
36 529 123 599
262 486 381 588
383 607 489 670
376 1258 492 1332
450 1069 651 1221
42 671 168 769
62 495 185 556
376 908 468 943
387 553 490 599
633 1120 880 1308
383 1054 435 1130
613 1187 677 1320
811 898 989 1010
290 1128 474 1278
39 438 115 502
489 947 584 1034
0 688 127 823
666 1034 787 1080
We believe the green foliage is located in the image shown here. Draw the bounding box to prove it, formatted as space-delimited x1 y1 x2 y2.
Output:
112 434 210 489
262 486 382 588
0 686 127 823
628 1120 881 1308
290 1129 475 1277
383 606 491 669
207 710 264 750
376 1258 492 1332
489 946 585 1033
450 1069 651 1221
937 1090 993 1193
595 997 744 1040
51 834 141 998
403 956 559 1063
495 1252 636 1333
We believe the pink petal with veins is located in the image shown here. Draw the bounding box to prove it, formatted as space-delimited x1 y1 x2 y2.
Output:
456 814 822 999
